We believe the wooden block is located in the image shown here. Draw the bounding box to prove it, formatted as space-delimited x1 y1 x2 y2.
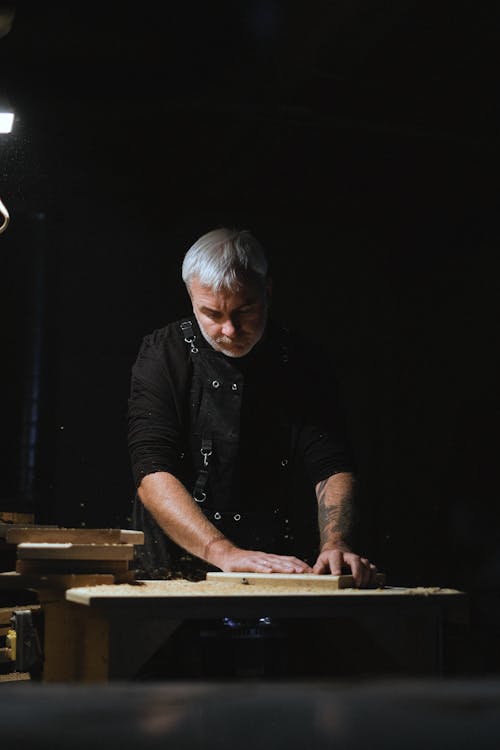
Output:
3 527 144 545
0 524 57 541
17 543 135 561
0 571 117 589
0 671 31 682
206 572 386 589
16 559 129 575
0 512 35 525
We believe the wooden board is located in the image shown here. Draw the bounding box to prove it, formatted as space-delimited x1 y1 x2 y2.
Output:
0 671 31 682
206 572 386 589
17 543 135 561
0 571 118 589
1 527 144 545
16 559 131 575
65 580 463 606
0 524 56 541
0 512 35 525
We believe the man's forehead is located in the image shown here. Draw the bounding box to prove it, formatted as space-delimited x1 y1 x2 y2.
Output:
190 278 259 308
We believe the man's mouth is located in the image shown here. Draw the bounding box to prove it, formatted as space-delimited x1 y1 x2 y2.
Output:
217 337 245 347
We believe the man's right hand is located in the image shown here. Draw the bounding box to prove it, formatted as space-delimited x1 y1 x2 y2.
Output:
209 540 312 573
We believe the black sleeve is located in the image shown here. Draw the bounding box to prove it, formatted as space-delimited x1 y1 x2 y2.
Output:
293 338 357 486
127 327 189 488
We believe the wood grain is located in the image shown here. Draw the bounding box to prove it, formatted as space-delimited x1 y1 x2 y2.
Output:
0 571 117 589
1 527 143 544
16 559 131 575
206 572 386 589
0 512 35 525
17 543 135 561
65 580 463 606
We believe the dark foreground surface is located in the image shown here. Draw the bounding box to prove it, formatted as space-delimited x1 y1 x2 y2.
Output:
2 679 500 749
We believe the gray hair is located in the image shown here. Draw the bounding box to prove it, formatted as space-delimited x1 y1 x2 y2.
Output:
182 227 268 292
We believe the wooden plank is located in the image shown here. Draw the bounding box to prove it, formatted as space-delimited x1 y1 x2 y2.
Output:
16 559 130 575
0 512 35 525
3 527 144 545
17 543 135 561
0 671 31 682
118 530 144 544
206 572 386 589
0 524 56 541
65 580 464 607
0 571 117 589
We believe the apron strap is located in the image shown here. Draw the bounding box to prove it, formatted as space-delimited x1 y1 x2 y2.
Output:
180 319 199 354
192 437 213 503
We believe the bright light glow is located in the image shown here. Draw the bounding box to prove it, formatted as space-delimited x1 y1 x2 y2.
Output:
0 112 14 133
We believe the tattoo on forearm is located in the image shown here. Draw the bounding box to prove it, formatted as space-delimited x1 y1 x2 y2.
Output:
316 478 353 544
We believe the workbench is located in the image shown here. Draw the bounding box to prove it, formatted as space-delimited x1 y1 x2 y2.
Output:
41 580 466 681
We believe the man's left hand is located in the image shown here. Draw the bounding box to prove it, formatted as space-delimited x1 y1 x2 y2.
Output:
312 547 377 588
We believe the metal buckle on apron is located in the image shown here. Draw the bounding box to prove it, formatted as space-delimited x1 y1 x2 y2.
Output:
193 438 213 503
180 320 199 354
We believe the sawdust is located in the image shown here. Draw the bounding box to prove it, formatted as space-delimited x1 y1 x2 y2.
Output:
65 579 464 604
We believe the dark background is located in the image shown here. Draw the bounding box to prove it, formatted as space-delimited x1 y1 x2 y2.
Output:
1 3 499 668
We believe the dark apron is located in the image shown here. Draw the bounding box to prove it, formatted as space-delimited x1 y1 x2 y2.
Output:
133 320 298 580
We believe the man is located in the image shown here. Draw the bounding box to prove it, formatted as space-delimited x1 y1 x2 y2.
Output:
128 228 377 586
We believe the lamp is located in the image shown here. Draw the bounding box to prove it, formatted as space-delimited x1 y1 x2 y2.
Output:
0 93 14 133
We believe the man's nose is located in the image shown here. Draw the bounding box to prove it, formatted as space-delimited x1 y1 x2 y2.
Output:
221 318 237 337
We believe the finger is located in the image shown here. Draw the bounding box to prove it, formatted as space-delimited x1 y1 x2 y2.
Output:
254 562 274 573
346 556 364 587
369 564 379 586
312 557 328 574
360 560 378 588
267 560 302 574
343 553 372 587
314 554 342 576
266 556 312 574
356 557 372 588
328 553 343 576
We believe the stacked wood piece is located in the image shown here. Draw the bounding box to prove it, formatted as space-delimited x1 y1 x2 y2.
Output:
0 526 144 590
0 525 56 573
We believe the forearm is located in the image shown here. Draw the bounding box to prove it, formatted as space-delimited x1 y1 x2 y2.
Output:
138 471 237 566
315 471 356 550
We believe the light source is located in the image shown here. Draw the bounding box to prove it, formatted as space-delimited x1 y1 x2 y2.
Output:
0 93 14 133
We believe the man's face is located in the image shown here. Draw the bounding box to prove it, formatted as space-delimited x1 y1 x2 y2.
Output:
188 275 270 357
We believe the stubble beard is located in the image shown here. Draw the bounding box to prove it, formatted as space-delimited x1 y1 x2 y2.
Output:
194 311 266 358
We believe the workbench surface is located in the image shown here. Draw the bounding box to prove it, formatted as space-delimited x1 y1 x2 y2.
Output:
66 579 463 605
